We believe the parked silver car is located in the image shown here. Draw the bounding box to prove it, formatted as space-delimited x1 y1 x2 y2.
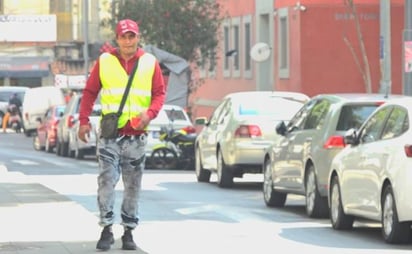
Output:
262 93 404 218
56 93 100 158
68 102 101 159
195 91 309 188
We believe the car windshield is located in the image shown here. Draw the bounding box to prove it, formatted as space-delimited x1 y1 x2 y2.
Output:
55 106 66 117
0 91 25 103
164 109 187 121
336 104 379 131
238 98 304 119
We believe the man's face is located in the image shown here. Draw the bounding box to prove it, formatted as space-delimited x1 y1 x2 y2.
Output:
116 32 139 57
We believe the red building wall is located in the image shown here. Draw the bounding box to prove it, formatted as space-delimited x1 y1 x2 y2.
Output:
275 0 405 96
189 0 405 121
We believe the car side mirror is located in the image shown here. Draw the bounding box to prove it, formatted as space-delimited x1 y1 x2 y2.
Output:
276 121 287 136
344 128 358 145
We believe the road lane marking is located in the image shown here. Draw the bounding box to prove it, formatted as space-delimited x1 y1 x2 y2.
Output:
175 204 219 215
12 160 39 165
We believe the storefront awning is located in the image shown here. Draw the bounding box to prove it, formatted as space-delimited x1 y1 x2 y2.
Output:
0 56 50 78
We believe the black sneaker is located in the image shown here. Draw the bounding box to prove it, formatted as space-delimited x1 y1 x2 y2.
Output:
96 225 114 250
121 228 137 250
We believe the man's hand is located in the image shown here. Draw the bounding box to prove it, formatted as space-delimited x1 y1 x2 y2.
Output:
78 124 91 143
132 111 150 130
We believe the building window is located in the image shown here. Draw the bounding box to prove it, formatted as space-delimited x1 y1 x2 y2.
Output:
223 20 230 77
231 17 240 78
243 15 252 79
233 25 239 71
224 26 230 70
278 8 289 78
208 50 216 77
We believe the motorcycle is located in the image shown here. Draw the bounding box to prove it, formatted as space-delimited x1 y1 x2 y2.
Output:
7 104 22 133
150 125 197 170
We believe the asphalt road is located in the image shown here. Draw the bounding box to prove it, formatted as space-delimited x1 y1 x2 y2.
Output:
1 132 412 253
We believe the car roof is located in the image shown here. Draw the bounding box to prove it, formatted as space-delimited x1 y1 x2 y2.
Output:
379 96 412 107
161 104 186 110
0 86 30 91
224 91 310 103
310 93 407 103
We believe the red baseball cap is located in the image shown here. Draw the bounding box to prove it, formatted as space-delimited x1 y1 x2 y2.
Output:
116 19 139 36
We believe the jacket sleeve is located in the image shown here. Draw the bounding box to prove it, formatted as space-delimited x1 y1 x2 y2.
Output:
79 60 101 125
147 61 166 120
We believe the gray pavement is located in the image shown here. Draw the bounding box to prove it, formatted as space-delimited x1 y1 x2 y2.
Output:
0 165 148 254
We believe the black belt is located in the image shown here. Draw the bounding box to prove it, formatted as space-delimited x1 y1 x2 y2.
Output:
116 133 147 141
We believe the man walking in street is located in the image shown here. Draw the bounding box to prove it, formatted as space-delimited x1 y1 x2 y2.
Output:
78 19 165 251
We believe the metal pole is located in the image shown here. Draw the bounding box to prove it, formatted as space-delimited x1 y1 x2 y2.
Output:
379 0 391 96
83 0 89 79
403 0 412 95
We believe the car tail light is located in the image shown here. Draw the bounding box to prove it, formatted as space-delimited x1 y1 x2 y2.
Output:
404 145 412 157
67 115 75 128
234 125 262 138
323 135 346 149
182 125 196 134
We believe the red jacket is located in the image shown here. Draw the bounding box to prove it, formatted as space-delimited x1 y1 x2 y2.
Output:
79 47 166 135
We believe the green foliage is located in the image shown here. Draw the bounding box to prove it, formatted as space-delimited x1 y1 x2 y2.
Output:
107 0 225 65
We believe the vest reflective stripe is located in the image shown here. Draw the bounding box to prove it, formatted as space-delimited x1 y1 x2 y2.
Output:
99 52 155 128
100 87 152 97
101 104 147 113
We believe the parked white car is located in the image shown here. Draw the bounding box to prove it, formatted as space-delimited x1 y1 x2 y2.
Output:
328 97 412 244
146 104 194 160
195 91 309 188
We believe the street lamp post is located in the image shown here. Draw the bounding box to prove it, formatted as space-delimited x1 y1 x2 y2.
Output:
379 0 391 96
403 0 412 95
83 0 89 80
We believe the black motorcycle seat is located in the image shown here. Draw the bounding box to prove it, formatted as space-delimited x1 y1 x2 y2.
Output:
178 133 197 142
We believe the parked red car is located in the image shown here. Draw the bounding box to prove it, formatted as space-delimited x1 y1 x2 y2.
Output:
33 104 66 153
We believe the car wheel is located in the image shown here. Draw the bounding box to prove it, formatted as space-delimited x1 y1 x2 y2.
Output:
216 149 233 188
150 147 177 169
263 157 286 207
195 146 211 182
74 145 84 160
381 184 411 244
45 134 53 153
61 141 69 157
330 175 354 230
32 135 43 151
305 165 328 218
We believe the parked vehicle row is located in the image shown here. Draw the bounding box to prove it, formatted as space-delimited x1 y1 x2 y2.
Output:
193 91 412 244
194 91 310 187
30 92 195 167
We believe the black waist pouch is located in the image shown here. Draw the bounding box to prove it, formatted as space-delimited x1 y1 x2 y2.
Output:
100 113 119 139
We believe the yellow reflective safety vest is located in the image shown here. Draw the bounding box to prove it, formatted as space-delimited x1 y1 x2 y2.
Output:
99 52 156 128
